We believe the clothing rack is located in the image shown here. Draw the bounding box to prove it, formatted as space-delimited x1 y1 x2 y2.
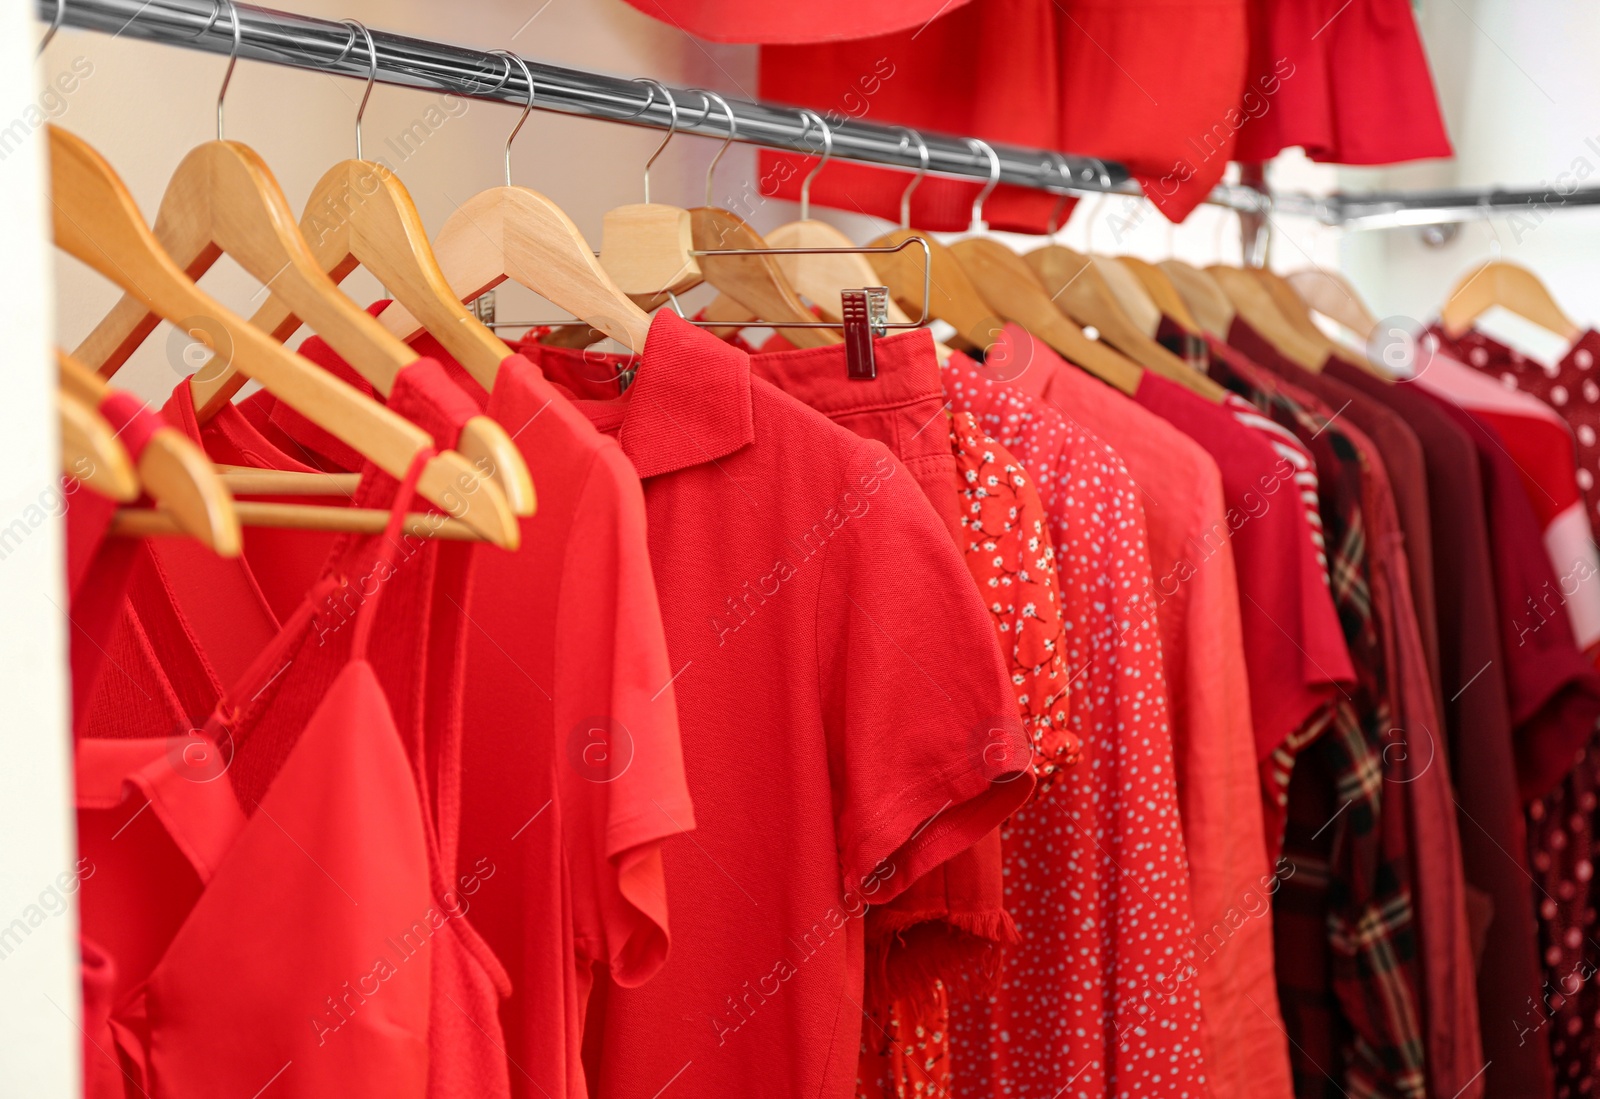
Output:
38 0 1600 235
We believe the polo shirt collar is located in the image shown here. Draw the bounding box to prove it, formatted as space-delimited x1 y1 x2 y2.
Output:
526 310 756 480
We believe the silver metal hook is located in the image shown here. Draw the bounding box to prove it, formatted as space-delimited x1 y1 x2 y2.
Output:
897 127 929 230
490 50 535 187
632 78 678 205
38 0 65 57
215 0 241 141
798 109 832 222
339 20 377 160
1045 152 1073 236
698 90 736 208
967 138 1000 231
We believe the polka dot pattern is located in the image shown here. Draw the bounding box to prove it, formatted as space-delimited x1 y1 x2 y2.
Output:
1435 327 1600 534
940 353 1207 1099
1434 326 1600 1099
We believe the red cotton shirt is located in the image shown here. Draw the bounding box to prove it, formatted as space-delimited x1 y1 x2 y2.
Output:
995 326 1293 1099
239 312 697 1099
1133 369 1352 782
526 311 1033 1099
939 344 1209 1099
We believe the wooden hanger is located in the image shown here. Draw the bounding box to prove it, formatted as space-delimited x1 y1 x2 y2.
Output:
1207 265 1328 371
1252 266 1385 378
378 58 652 355
866 133 1004 351
752 112 907 332
59 390 139 502
58 350 242 554
936 140 1141 393
595 80 701 299
1286 268 1377 340
49 124 518 548
679 93 837 348
1439 259 1581 341
196 28 532 517
1025 244 1226 401
952 237 1144 395
1159 260 1236 338
1114 256 1201 333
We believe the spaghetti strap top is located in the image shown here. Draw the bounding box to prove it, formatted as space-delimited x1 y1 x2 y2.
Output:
77 450 437 1098
79 361 513 1099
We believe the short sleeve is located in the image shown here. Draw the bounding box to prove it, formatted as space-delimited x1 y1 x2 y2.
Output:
814 443 1033 902
558 442 695 987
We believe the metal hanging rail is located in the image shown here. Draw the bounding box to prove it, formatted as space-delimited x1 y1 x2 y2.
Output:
37 0 1159 202
36 0 1600 232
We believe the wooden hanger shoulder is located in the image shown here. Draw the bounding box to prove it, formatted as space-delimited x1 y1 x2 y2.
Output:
59 390 139 502
1159 260 1236 338
599 202 702 298
950 237 1143 396
1115 256 1201 333
1440 259 1581 341
49 125 518 548
1286 268 1377 340
765 219 911 324
690 208 838 348
867 227 1004 351
1206 265 1328 371
381 185 653 355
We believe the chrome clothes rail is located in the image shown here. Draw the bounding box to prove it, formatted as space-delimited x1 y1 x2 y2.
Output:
36 0 1600 232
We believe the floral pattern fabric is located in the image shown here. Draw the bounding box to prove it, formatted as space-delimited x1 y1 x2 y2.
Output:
857 412 1075 1099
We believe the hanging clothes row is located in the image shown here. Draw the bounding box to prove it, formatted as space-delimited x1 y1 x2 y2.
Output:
43 6 1600 1099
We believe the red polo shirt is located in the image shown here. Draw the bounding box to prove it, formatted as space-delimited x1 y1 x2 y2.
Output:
525 312 1032 1099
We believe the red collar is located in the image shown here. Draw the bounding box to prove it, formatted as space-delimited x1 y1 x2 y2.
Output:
520 310 755 479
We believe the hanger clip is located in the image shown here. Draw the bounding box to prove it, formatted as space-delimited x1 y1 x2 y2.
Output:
469 290 497 327
842 287 889 380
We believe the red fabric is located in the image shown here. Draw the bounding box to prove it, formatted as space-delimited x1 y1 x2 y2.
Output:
1235 0 1452 165
1325 360 1555 1099
236 307 695 1099
746 330 1022 1008
524 311 1033 1099
744 332 1072 1099
1133 369 1351 774
1236 337 1485 1099
76 435 453 1097
939 347 1207 1098
96 390 159 459
87 358 520 1098
758 0 1249 230
1001 326 1292 1099
617 0 973 43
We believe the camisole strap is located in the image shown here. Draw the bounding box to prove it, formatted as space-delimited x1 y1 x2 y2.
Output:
351 447 434 662
98 389 161 460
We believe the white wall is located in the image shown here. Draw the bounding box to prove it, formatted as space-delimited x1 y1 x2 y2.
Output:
1342 0 1600 355
2 0 76 1092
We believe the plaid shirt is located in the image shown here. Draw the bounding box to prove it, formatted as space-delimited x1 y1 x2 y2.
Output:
1210 347 1428 1099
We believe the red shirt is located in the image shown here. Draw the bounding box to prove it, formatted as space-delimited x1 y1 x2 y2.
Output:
758 0 1249 230
528 312 1033 1099
1133 370 1352 771
939 344 1208 1099
999 327 1293 1099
